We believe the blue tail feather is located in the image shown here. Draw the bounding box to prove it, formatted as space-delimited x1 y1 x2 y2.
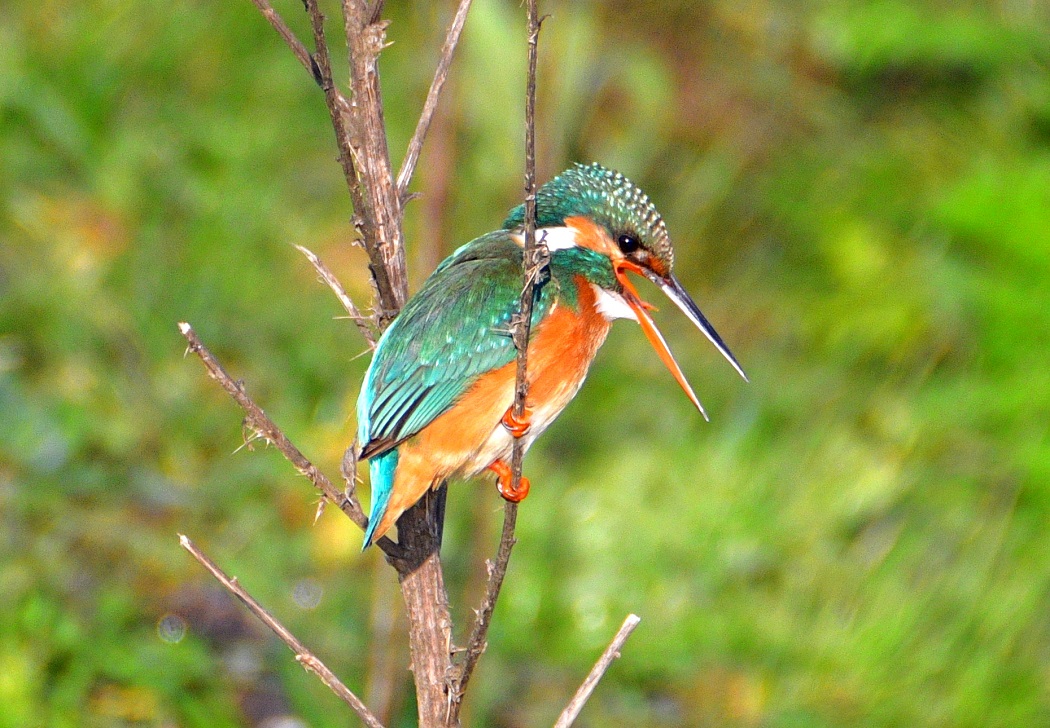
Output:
362 449 398 549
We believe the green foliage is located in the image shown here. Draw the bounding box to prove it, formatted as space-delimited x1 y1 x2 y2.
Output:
2 0 1049 725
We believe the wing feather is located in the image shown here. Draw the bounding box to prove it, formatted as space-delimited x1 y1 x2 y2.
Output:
357 232 556 457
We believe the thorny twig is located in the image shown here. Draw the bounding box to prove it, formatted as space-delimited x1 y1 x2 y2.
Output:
178 322 403 562
340 0 409 315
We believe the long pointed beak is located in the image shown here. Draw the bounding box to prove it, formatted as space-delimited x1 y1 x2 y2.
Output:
656 273 749 383
614 261 748 420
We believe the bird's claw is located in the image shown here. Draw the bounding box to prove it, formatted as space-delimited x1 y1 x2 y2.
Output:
488 459 530 503
501 405 532 438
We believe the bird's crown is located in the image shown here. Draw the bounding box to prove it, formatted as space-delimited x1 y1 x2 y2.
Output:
504 162 674 270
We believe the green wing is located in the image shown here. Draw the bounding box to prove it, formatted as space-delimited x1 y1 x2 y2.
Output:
357 232 557 458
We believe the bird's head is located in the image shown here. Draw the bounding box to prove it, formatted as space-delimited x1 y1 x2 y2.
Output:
504 162 747 418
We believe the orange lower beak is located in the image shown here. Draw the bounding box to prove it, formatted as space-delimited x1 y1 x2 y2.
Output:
614 260 709 420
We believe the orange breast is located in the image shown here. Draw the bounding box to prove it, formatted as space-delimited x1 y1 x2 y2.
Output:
422 274 610 466
522 276 610 420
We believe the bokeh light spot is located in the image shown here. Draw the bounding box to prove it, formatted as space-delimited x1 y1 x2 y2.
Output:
157 614 187 643
292 579 323 610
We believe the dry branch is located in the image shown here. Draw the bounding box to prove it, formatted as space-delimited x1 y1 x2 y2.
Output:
179 534 386 728
341 0 409 314
554 614 642 728
177 322 402 561
300 0 403 319
508 0 547 511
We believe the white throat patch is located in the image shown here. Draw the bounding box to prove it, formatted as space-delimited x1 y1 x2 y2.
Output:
592 285 638 322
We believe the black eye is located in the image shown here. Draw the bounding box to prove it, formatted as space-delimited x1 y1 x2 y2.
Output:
617 233 640 254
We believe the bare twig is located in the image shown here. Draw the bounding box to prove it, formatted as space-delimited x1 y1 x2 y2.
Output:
510 0 546 491
246 0 353 117
295 244 378 348
177 322 403 561
395 0 473 201
450 0 544 712
554 614 642 728
179 534 387 728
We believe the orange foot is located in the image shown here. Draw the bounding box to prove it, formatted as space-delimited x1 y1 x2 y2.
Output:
488 459 531 503
501 405 533 438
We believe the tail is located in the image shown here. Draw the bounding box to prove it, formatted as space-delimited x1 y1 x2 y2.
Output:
362 449 398 549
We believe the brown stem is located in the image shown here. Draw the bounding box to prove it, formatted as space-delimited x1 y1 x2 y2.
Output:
300 0 401 318
177 322 403 562
554 614 642 728
395 0 473 202
391 486 457 727
179 534 387 728
510 0 546 481
341 0 409 315
448 0 544 716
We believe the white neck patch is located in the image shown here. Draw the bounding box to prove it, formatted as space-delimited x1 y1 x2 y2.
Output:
592 285 638 322
511 226 579 251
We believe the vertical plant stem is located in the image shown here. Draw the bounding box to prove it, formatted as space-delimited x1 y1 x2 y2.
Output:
448 1 543 718
334 3 456 724
391 486 456 727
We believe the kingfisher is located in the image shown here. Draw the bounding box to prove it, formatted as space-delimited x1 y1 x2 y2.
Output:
357 163 746 547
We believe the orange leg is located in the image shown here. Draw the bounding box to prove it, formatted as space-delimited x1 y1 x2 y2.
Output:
488 459 531 503
501 405 533 437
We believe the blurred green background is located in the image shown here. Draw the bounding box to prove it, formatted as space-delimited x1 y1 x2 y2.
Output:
3 0 1050 725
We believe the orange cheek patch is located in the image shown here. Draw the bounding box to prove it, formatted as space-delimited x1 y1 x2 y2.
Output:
564 215 618 258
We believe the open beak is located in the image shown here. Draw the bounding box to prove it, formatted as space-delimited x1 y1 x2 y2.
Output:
614 260 748 421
